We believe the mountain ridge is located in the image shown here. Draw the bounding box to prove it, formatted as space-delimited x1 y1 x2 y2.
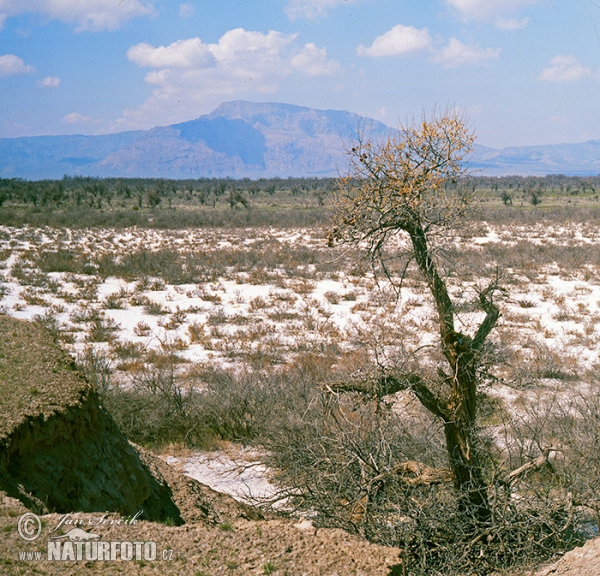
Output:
0 101 598 179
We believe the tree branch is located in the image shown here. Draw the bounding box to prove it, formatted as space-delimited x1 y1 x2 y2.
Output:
472 282 501 351
327 373 451 422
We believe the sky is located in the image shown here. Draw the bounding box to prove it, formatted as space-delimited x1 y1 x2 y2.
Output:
1 0 600 149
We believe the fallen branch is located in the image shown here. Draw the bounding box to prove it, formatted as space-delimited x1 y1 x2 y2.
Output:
394 460 453 486
505 447 558 486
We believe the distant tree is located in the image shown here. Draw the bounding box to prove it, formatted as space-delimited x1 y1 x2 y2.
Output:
134 181 146 208
0 179 12 207
501 190 513 206
228 188 249 210
215 181 228 198
83 178 109 209
117 180 132 200
528 188 542 206
147 189 162 209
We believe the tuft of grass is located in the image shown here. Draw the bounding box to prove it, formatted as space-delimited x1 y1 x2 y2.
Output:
103 292 127 309
134 321 152 337
86 317 120 342
144 300 169 315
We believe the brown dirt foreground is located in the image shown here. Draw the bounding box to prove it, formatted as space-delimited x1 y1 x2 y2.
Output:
519 537 600 576
0 491 402 576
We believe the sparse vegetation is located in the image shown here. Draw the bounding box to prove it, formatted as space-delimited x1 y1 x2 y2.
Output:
1 172 600 575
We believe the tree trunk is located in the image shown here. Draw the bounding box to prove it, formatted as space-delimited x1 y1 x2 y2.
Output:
444 416 490 521
409 222 491 522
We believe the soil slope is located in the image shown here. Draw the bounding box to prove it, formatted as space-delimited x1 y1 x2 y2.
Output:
0 315 403 574
0 315 181 521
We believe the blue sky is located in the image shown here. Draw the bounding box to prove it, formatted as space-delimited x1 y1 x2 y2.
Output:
1 0 599 148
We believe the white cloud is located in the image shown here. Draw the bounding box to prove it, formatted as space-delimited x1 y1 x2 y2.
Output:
127 38 215 69
123 28 339 128
0 54 35 78
494 17 530 30
357 25 433 57
210 28 297 63
291 43 340 76
433 38 501 67
179 3 194 18
37 76 61 88
62 112 96 124
356 26 499 68
445 0 538 28
285 0 352 20
539 55 596 82
0 0 155 32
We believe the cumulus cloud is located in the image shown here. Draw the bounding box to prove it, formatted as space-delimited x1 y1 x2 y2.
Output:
62 112 96 124
127 38 215 69
445 0 538 29
433 38 501 67
179 3 194 18
0 0 155 32
123 28 340 128
357 25 433 57
0 54 35 78
539 55 596 82
357 26 500 68
37 76 61 88
291 43 340 76
285 0 353 20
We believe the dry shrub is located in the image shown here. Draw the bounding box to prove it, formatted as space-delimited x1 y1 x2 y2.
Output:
34 248 95 275
262 385 586 576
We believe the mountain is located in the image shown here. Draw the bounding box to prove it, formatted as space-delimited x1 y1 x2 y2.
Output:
0 102 391 180
0 101 599 179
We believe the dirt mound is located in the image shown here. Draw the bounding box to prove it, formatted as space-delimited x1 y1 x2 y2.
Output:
0 315 181 522
523 537 600 576
0 493 402 575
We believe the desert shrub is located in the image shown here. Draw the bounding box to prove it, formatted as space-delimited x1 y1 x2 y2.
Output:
86 316 120 342
143 300 169 315
102 292 127 309
34 249 95 275
96 249 200 284
504 386 600 527
261 385 586 575
81 347 333 449
80 348 207 447
186 354 335 442
10 263 49 287
77 348 114 396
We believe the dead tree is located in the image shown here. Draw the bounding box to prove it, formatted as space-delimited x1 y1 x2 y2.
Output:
330 110 500 521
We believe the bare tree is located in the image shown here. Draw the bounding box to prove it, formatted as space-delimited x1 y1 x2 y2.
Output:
329 110 500 521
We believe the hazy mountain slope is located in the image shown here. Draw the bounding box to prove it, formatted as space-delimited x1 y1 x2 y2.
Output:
472 140 600 176
0 131 144 180
95 101 391 179
0 101 598 179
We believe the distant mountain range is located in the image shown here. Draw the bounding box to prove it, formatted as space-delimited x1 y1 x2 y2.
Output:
1 101 599 180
